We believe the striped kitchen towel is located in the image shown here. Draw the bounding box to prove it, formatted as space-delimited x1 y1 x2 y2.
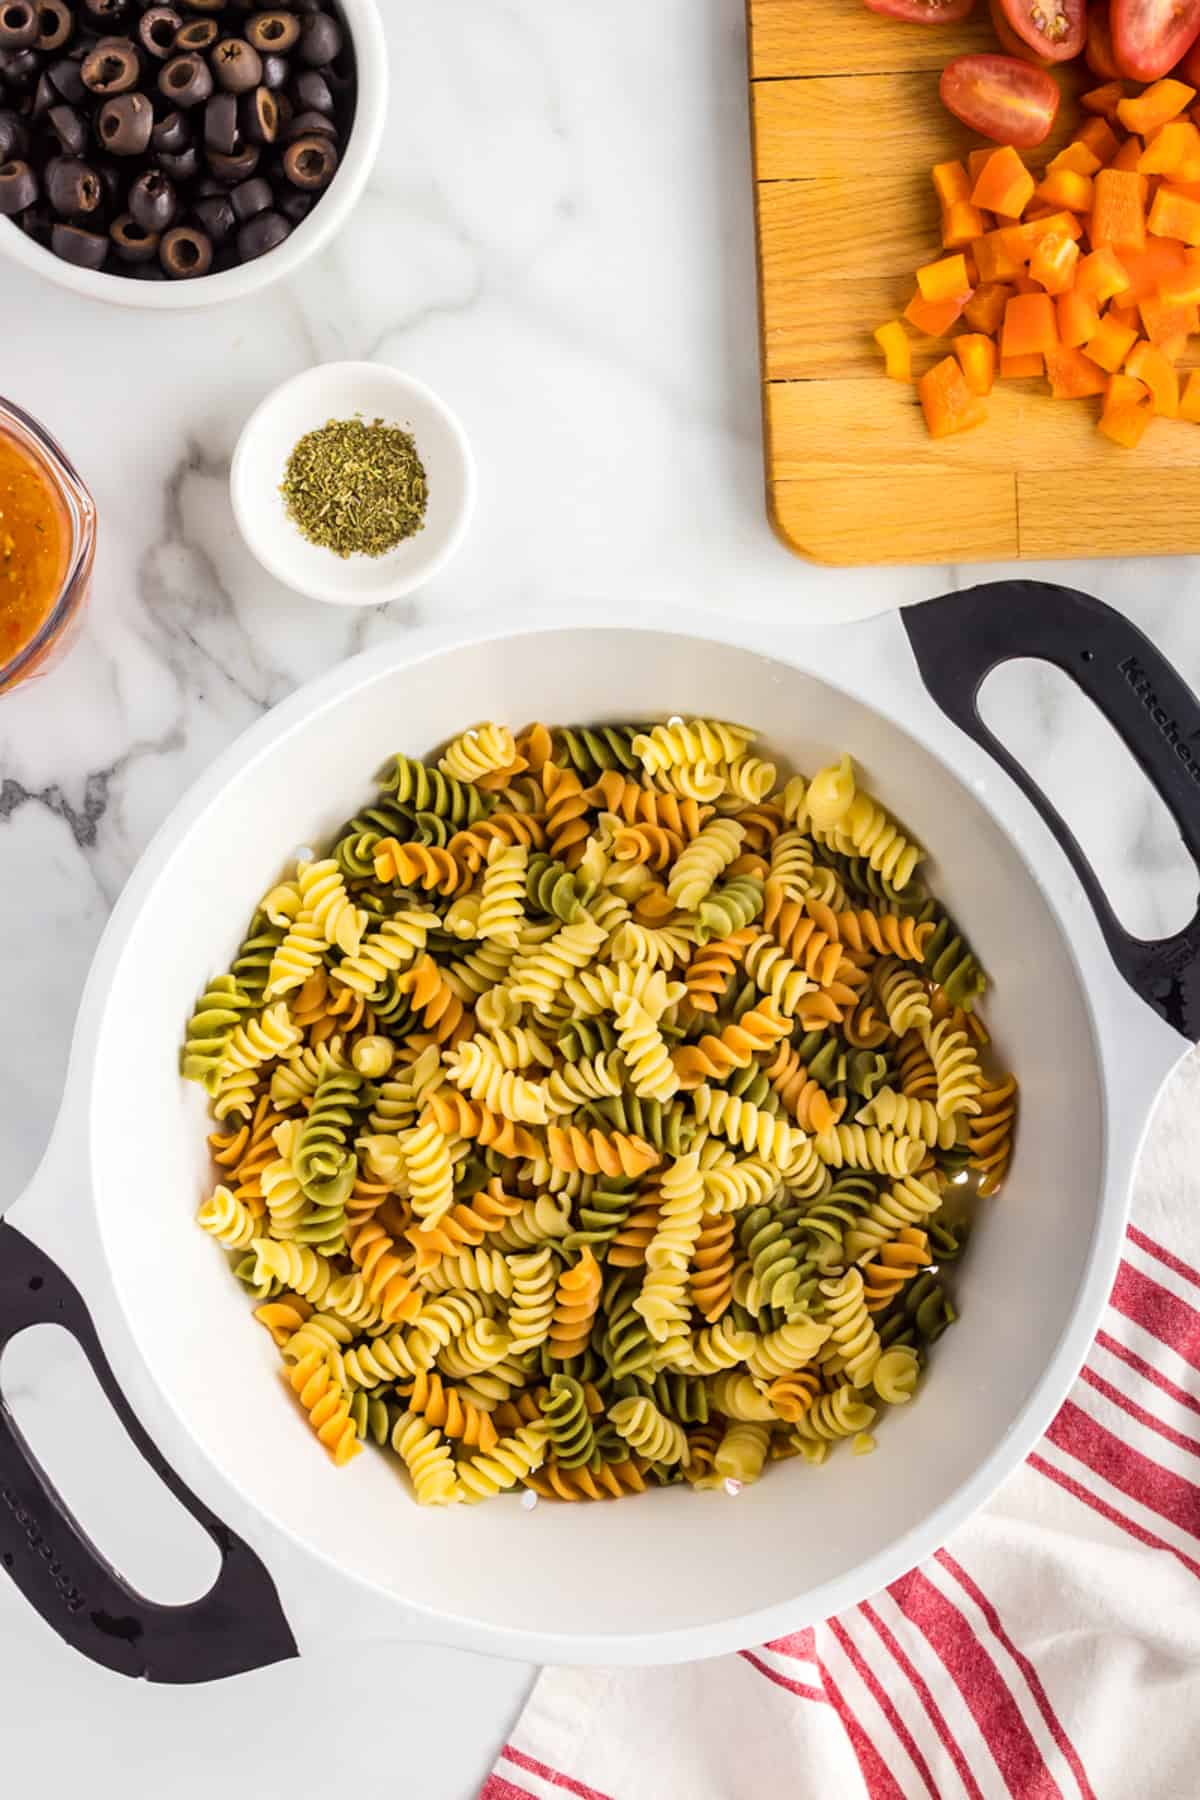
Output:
482 1050 1200 1800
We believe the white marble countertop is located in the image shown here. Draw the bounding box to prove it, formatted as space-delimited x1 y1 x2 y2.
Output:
2 2 1199 1794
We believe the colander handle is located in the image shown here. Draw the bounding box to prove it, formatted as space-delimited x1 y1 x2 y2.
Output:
0 1220 297 1682
903 578 1200 1040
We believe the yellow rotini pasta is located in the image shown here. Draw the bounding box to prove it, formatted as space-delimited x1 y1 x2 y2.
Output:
183 713 1015 1505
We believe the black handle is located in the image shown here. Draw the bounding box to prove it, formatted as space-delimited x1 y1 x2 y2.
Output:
0 1220 296 1683
902 578 1200 1041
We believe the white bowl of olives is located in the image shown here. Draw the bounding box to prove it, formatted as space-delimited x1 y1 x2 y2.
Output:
0 0 387 306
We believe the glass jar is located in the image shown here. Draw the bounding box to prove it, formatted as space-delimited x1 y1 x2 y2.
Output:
0 397 96 697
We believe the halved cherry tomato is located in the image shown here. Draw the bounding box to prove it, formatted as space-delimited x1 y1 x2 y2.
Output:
988 0 1051 61
863 0 977 18
940 53 1061 146
1179 33 1200 82
1087 2 1123 79
1112 0 1200 82
993 0 1086 62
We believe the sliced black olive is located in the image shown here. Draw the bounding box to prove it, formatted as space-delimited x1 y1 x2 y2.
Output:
97 88 152 154
158 50 212 107
109 210 158 261
46 54 83 101
211 34 260 93
81 39 140 94
0 156 37 212
160 221 212 277
203 89 239 152
0 4 38 51
137 6 180 60
50 220 108 266
156 142 198 181
45 101 85 154
45 153 103 216
128 165 175 231
33 1 73 53
282 130 336 190
291 68 332 114
238 82 276 143
245 11 299 54
205 141 257 180
236 205 288 261
175 18 217 53
230 172 270 220
150 107 188 153
191 189 233 241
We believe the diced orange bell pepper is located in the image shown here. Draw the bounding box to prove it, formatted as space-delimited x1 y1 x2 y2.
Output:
954 334 996 396
1022 211 1083 246
1013 274 1042 294
1076 116 1122 162
968 147 996 186
971 146 1035 218
1139 120 1200 178
917 254 972 304
1103 374 1149 414
1179 369 1200 420
1098 374 1154 446
1023 200 1061 222
1118 237 1187 299
873 320 912 383
965 282 1014 334
1034 169 1093 212
1002 291 1058 358
1157 332 1191 359
974 229 1028 283
1029 232 1080 295
1108 302 1143 333
1084 313 1139 371
1159 250 1200 303
1148 185 1200 244
1049 141 1103 179
917 356 987 438
1082 84 1126 122
943 200 988 247
1057 287 1102 346
904 290 970 335
1118 79 1197 136
1044 344 1110 398
1000 352 1045 377
1139 292 1200 343
1092 168 1148 252
1126 341 1180 415
1075 247 1132 305
932 161 972 209
1111 137 1146 174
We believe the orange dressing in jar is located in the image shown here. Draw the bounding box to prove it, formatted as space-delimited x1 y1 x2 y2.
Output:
0 430 69 667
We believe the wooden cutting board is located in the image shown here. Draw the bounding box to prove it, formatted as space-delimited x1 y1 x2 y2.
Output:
746 0 1200 565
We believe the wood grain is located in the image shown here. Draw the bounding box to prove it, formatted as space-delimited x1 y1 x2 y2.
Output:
747 0 1200 564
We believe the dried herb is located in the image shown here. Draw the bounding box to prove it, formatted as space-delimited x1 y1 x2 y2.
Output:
281 415 428 559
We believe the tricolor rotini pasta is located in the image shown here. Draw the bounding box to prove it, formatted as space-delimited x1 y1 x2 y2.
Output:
183 721 1016 1503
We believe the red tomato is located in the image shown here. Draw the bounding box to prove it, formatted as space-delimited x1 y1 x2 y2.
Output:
940 52 1061 145
1179 33 1200 80
863 0 977 19
992 0 1086 60
1112 0 1200 80
1087 1 1123 78
988 0 1052 61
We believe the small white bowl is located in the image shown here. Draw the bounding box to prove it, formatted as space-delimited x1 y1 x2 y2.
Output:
0 0 387 311
230 361 476 604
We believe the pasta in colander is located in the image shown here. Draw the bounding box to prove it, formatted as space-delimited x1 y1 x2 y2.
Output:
181 728 1018 1503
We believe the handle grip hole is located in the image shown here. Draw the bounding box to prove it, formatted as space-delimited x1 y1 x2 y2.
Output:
979 658 1197 940
2 1323 220 1606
